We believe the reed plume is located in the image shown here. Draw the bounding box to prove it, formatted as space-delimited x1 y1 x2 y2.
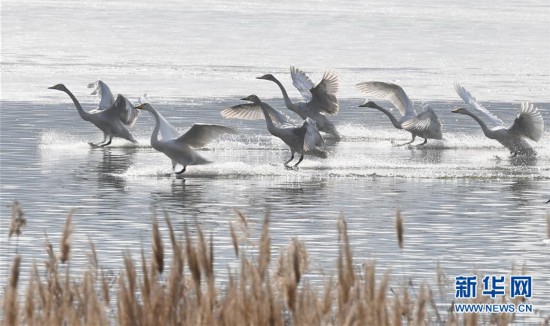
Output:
152 215 164 275
59 209 74 263
396 209 404 250
8 200 26 237
4 255 22 326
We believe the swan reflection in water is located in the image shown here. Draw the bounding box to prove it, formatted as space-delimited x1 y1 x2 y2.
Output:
97 147 138 190
150 179 207 218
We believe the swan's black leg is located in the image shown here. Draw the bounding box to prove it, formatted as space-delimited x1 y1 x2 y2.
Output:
89 134 109 148
175 166 186 174
284 152 295 167
99 136 113 147
165 164 177 176
294 154 304 168
393 135 416 147
416 138 428 146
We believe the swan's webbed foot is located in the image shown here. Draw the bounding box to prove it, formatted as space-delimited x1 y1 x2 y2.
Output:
391 140 415 147
89 138 112 148
175 166 186 175
88 141 108 148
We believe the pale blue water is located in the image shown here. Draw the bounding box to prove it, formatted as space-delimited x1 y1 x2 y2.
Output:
1 0 549 321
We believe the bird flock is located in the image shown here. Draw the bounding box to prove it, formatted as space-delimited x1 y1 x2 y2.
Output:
49 67 545 174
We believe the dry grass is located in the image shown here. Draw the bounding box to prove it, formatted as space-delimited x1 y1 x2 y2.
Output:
395 209 404 250
8 200 26 239
1 208 547 325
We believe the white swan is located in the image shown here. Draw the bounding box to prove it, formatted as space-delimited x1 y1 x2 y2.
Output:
257 66 341 139
136 103 237 174
49 84 140 147
221 95 327 167
356 81 443 146
453 82 544 156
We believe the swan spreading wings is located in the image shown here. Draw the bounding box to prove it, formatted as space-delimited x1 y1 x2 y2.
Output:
257 67 341 139
453 82 544 155
136 102 237 174
221 95 327 167
356 81 443 146
49 82 140 147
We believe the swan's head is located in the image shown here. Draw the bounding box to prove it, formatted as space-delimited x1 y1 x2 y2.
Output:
134 103 155 112
48 84 67 92
241 95 261 103
256 74 275 81
359 101 379 109
451 107 468 115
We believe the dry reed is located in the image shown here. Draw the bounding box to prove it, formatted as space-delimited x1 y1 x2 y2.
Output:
8 200 26 239
1 206 546 325
396 209 404 250
59 209 74 263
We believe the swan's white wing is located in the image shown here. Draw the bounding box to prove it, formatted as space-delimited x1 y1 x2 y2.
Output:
221 103 264 120
176 124 237 148
88 80 115 110
290 66 314 101
356 81 415 119
137 95 180 140
121 95 140 126
508 102 544 141
221 102 290 125
158 114 181 140
454 82 503 126
303 118 325 151
308 70 339 115
401 106 443 140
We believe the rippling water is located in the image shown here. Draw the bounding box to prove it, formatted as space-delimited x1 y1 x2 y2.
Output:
1 0 549 320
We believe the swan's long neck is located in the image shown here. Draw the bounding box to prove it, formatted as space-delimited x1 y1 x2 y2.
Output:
63 88 90 121
464 111 495 138
259 102 279 136
146 108 162 148
270 77 296 112
373 104 402 129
